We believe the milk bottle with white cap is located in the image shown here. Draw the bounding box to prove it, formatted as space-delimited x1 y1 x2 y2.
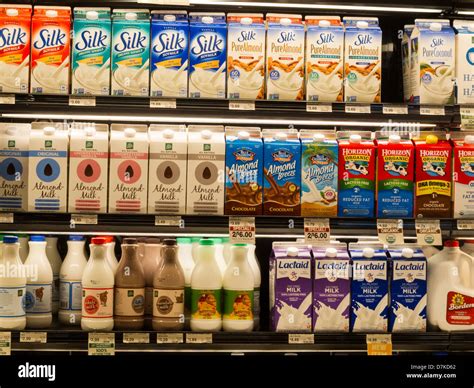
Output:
453 133 474 218
454 20 474 104
46 236 61 315
0 235 26 330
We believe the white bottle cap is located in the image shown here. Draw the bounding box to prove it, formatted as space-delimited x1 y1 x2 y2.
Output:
275 132 288 141
350 134 362 144
124 127 136 138
430 22 442 32
281 18 292 26
238 131 250 140
84 126 96 137
6 125 16 136
86 11 99 20
125 12 138 21
402 248 414 258
325 247 338 258
241 17 253 25
319 20 331 28
465 135 474 145
164 14 176 22
43 126 56 136
468 24 474 33
6 9 18 17
362 247 375 258
356 21 369 29
389 134 401 144
46 10 58 18
313 133 325 141
201 129 213 140
287 247 299 257
163 129 175 139
202 16 214 24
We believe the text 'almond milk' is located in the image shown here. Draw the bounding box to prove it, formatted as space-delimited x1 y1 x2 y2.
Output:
0 5 32 93
453 133 474 218
68 124 109 213
109 124 149 213
454 20 474 104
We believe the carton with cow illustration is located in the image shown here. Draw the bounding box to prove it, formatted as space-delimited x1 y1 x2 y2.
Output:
452 132 474 218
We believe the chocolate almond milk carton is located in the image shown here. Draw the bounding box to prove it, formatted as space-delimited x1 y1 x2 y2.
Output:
225 127 263 215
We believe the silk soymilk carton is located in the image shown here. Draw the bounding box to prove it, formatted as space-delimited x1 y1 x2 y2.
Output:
343 17 382 103
28 123 68 212
402 24 414 102
270 242 312 332
72 8 111 96
111 9 150 96
410 19 455 105
453 133 474 218
388 246 427 332
301 130 338 217
109 124 149 213
148 124 187 215
350 244 388 333
305 16 344 102
150 11 189 98
227 13 265 100
0 123 30 212
189 13 227 99
266 14 305 100
30 6 71 94
312 244 350 332
0 5 32 93
454 20 474 104
68 124 109 213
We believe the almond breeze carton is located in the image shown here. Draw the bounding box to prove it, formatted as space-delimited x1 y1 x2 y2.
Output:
305 16 344 102
0 5 32 93
0 123 30 212
150 11 189 98
453 132 474 218
454 20 474 104
270 242 312 332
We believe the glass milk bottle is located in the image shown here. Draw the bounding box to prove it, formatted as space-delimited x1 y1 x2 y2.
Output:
177 237 194 325
143 238 161 328
46 236 62 314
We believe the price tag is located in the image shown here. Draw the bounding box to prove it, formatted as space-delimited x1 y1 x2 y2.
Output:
0 212 13 223
150 98 177 109
306 103 332 113
69 96 96 107
345 104 371 114
20 332 47 344
416 219 442 246
71 214 98 225
0 332 11 356
460 107 474 130
155 216 182 227
377 219 404 245
88 333 115 356
420 106 445 116
229 216 256 244
157 333 184 344
123 333 149 344
367 334 392 356
186 333 212 344
383 104 408 115
0 94 15 104
457 219 474 230
304 218 330 243
229 101 256 111
288 334 314 344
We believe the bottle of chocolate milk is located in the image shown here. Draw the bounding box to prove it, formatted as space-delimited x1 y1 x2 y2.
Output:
114 238 146 330
152 239 185 331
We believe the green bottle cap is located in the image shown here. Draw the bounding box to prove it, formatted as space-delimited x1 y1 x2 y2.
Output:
199 239 214 246
177 237 192 244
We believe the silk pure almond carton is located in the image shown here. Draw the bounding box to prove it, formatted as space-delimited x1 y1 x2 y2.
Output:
452 132 474 218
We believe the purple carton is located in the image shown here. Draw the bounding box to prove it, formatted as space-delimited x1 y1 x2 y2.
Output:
312 243 350 332
270 242 312 332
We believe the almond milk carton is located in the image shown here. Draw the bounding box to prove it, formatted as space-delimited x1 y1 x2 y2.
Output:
109 124 148 213
452 133 474 218
148 124 187 215
0 5 32 93
28 123 68 212
30 6 71 94
454 20 474 104
227 13 265 100
68 124 109 213
266 14 305 101
186 125 225 215
305 16 344 102
343 17 382 103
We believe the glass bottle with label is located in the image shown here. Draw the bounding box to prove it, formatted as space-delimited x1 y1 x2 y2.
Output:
143 238 161 329
153 239 185 331
46 236 62 315
114 238 145 330
25 235 53 329
59 235 87 326
177 237 194 327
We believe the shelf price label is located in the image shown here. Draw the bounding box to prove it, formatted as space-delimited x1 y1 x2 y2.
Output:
0 94 15 104
460 107 474 130
20 332 47 344
306 103 332 113
123 333 150 344
0 332 11 356
377 219 404 245
0 213 13 224
345 104 371 114
288 334 314 344
304 218 330 243
420 105 445 116
71 214 98 225
229 101 255 111
457 219 474 230
69 96 96 107
150 98 177 109
416 219 442 246
88 333 115 356
366 334 392 356
157 333 184 344
155 216 183 227
229 216 255 244
186 333 212 344
383 104 408 115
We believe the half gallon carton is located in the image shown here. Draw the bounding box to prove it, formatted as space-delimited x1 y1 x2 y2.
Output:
148 124 187 215
0 123 30 211
375 132 415 218
72 7 111 96
270 242 312 332
349 243 388 333
414 132 452 218
189 13 227 99
452 132 474 218
28 123 68 212
337 131 375 218
0 5 32 93
454 20 474 104
305 16 344 102
186 125 225 215
111 9 150 96
227 13 265 100
312 244 350 332
388 245 427 332
263 129 301 216
410 19 455 105
109 124 149 213
343 17 382 103
402 24 414 102
30 6 71 94
225 127 263 215
68 124 109 213
150 11 189 98
266 14 305 101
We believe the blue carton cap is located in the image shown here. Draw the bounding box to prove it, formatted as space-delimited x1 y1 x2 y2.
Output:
30 235 46 242
69 235 84 241
3 235 18 244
